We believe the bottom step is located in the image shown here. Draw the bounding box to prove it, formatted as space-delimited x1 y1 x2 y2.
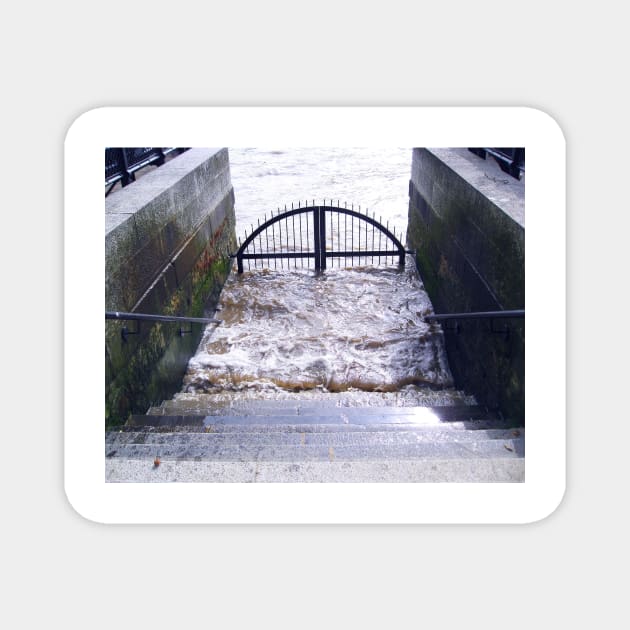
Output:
105 458 524 483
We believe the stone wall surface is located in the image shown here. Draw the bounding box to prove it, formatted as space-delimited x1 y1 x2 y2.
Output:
105 148 236 426
407 148 525 422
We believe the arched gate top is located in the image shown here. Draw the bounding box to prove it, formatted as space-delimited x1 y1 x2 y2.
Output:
236 202 407 273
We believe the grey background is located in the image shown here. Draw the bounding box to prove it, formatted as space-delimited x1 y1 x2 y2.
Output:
3 2 626 628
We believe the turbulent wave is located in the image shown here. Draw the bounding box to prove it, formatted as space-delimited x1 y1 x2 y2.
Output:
183 262 454 399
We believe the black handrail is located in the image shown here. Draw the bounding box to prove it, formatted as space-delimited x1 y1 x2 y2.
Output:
105 311 221 325
106 311 221 342
425 309 524 322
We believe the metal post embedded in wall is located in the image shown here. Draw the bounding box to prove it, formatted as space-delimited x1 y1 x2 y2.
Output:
121 322 139 342
490 319 511 341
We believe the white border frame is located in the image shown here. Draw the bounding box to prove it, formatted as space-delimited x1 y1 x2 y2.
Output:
64 107 565 524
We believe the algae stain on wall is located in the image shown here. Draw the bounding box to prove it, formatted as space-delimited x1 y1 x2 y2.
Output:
106 178 237 427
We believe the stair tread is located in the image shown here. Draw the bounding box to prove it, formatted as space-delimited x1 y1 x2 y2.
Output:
124 421 519 435
106 457 525 483
106 430 524 461
109 427 523 444
149 389 479 415
130 405 507 428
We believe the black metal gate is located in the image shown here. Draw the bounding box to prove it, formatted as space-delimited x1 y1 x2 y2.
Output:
235 201 407 273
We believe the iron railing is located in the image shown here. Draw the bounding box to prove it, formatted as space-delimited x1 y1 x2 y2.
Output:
468 148 525 180
105 148 189 196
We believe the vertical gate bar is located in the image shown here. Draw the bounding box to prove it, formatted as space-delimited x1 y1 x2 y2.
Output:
371 211 375 264
331 209 335 268
271 212 277 269
306 207 311 269
357 209 362 265
244 229 251 270
286 214 290 259
258 219 265 269
330 208 334 268
343 212 348 267
237 236 243 274
313 206 321 270
251 224 257 268
378 216 382 265
284 217 290 260
278 210 283 269
320 205 326 270
337 210 340 268
391 227 395 265
365 213 368 266
292 214 296 268
391 226 395 265
284 206 289 265
264 214 270 269
329 208 333 268
357 211 361 261
285 214 289 264
299 212 304 267
351 212 354 266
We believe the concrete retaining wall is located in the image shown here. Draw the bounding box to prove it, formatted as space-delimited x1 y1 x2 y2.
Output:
105 148 237 426
407 148 525 422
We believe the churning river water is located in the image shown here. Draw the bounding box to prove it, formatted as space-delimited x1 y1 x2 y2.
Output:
173 148 473 410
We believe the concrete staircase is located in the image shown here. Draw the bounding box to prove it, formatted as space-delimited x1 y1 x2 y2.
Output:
105 397 524 482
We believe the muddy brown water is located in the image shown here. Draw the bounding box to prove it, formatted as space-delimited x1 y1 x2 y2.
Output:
173 259 473 411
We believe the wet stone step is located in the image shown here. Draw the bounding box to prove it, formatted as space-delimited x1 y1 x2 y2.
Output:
127 416 519 433
130 406 506 427
148 389 478 416
105 434 524 461
152 401 483 417
154 404 500 421
108 427 523 448
106 457 525 483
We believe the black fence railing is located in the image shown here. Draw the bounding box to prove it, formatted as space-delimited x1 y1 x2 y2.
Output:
105 148 189 196
468 148 525 180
